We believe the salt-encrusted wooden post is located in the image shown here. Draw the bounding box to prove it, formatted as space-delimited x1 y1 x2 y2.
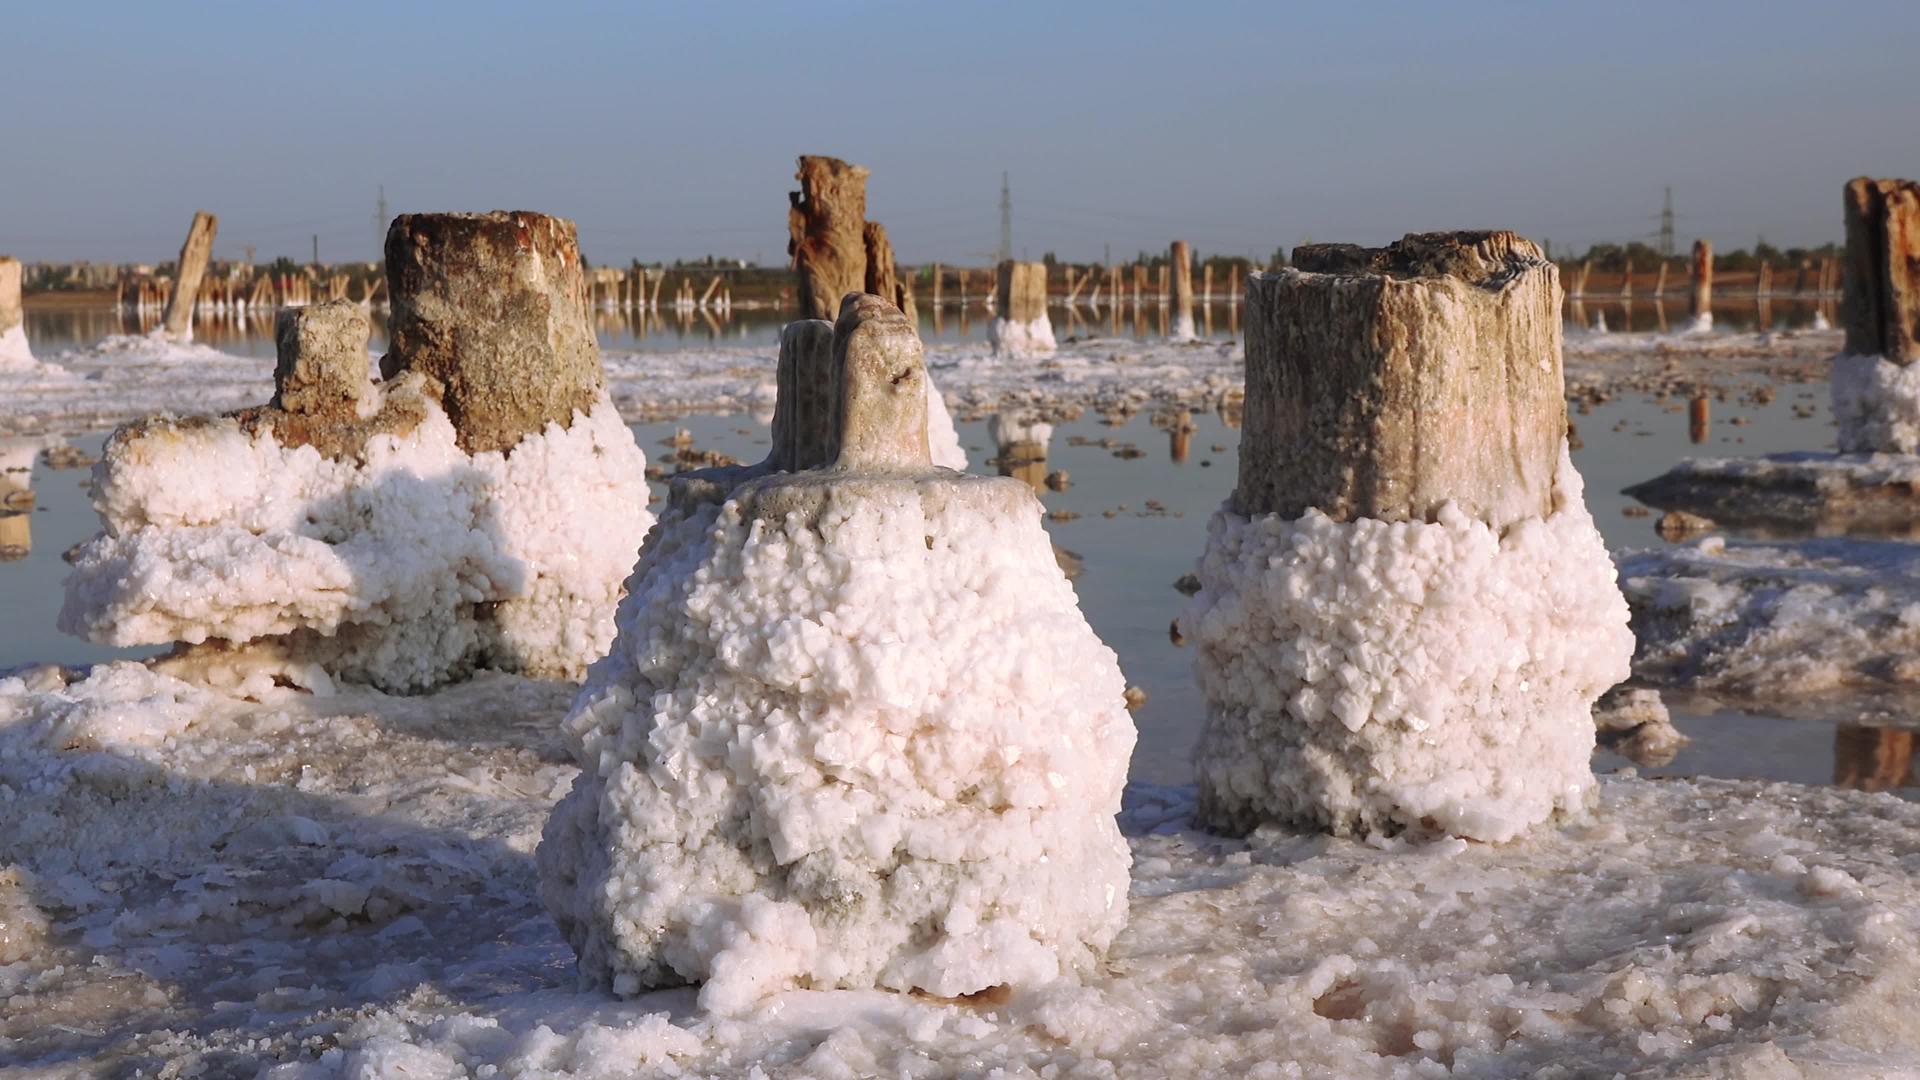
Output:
1757 260 1773 300
0 257 22 340
1689 240 1714 328
161 211 218 339
1170 240 1195 340
1193 230 1629 842
1620 259 1633 299
990 260 1055 357
788 155 869 320
379 210 604 455
1832 178 1920 453
1654 260 1669 297
1841 177 1920 364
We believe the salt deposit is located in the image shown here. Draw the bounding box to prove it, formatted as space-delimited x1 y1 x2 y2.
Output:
59 384 652 692
923 372 967 470
1621 534 1920 697
0 323 33 369
1190 448 1635 841
539 296 1134 1010
988 312 1059 359
4 655 1916 1077
1833 351 1920 453
1624 451 1920 537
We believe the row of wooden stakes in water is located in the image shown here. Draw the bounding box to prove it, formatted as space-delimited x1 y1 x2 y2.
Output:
117 271 380 312
1566 255 1842 299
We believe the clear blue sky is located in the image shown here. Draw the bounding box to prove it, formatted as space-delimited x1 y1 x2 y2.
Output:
7 1 1916 267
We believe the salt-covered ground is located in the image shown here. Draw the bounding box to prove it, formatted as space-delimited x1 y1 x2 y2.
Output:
0 326 1846 439
6 663 1920 1077
1621 535 1920 704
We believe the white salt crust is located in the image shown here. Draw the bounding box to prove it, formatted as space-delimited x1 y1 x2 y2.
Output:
1170 310 1196 343
538 472 1135 1012
0 323 35 370
988 314 1057 359
59 395 652 692
1832 351 1920 454
1188 448 1634 842
923 375 968 471
5 662 1920 1075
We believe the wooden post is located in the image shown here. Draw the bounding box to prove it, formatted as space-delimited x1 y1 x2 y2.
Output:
1689 395 1710 444
378 210 604 455
1619 259 1632 299
1199 231 1601 841
1202 262 1214 304
1757 260 1772 300
862 222 899 303
1841 177 1920 363
0 257 22 343
1574 259 1591 298
1169 239 1195 340
1235 232 1564 527
1654 261 1668 297
161 211 218 338
788 155 869 319
1689 240 1713 326
1227 263 1241 305
700 275 722 309
931 262 943 308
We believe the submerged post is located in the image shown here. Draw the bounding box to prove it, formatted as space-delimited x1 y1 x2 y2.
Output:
1169 240 1195 341
161 211 218 340
1832 177 1920 453
787 155 869 320
379 210 603 455
1688 239 1713 330
1192 231 1631 842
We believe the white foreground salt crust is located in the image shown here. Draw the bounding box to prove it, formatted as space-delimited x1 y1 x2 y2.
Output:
0 323 35 369
1190 449 1634 841
1832 351 1920 453
538 472 1135 1011
60 396 652 692
988 314 1057 359
923 374 967 470
1621 535 1920 695
4 665 1920 1076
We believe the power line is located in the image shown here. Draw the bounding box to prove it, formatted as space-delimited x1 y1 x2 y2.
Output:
1659 186 1675 258
998 172 1011 266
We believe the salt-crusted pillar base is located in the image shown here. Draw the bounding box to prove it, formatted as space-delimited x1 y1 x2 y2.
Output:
1192 232 1632 842
1830 178 1920 454
990 260 1056 358
539 295 1132 1010
1190 450 1630 841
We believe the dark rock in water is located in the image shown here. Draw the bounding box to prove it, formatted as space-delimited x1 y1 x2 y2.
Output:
1172 573 1201 596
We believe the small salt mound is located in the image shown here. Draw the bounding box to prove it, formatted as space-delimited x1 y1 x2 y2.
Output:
923 373 967 471
540 295 1132 1012
1832 352 1920 454
60 394 652 693
1189 447 1633 842
988 314 1057 359
0 324 35 370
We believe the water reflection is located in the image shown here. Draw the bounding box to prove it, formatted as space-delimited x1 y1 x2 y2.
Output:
1562 297 1836 334
0 439 37 561
988 410 1053 492
1834 726 1917 793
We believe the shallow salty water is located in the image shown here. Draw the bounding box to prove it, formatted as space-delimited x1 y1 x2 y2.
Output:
22 299 1247 359
4 375 1915 796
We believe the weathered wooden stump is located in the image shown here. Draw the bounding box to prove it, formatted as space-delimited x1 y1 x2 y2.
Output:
863 221 898 303
1842 177 1920 363
787 155 869 320
1234 232 1564 528
1170 240 1195 341
1689 239 1714 329
161 211 218 339
0 257 23 338
272 299 373 418
378 210 604 455
1192 230 1629 841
